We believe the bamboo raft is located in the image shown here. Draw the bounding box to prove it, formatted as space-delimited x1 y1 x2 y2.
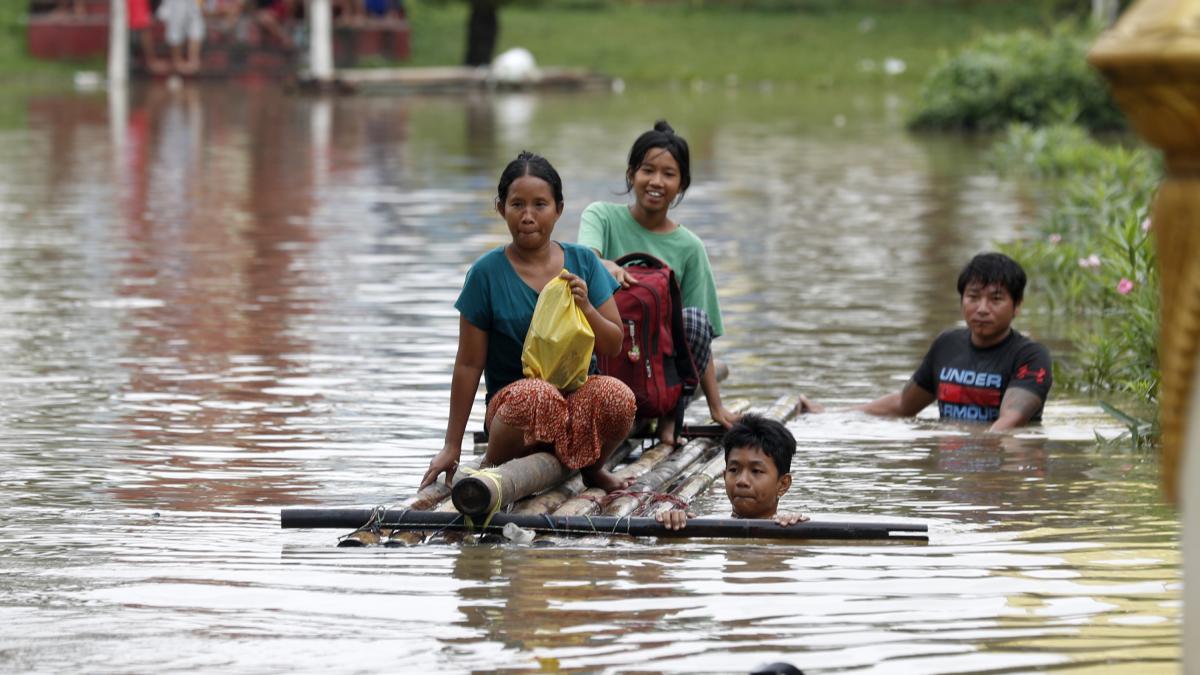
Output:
280 393 929 544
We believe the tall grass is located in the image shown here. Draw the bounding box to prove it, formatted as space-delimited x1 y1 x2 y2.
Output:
405 0 1052 87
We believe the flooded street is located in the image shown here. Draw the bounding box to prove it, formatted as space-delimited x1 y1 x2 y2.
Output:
0 83 1177 673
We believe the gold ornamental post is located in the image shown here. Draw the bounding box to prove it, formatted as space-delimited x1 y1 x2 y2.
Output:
1088 2 1200 665
1088 0 1200 504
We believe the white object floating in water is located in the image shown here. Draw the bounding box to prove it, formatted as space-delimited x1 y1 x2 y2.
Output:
883 58 907 75
490 47 541 85
74 71 103 90
502 521 535 544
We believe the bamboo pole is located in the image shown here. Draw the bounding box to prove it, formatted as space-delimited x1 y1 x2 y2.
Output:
550 442 675 517
451 451 571 518
282 509 928 541
600 439 714 518
509 438 637 515
641 453 726 520
508 473 586 515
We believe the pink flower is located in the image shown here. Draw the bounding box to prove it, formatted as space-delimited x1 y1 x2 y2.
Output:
1078 254 1102 269
1117 278 1135 295
1048 233 1062 244
1141 217 1152 233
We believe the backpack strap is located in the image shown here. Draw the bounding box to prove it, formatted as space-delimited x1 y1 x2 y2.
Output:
666 268 700 447
614 252 667 269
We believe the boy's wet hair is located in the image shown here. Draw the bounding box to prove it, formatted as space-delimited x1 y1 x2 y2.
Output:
498 151 564 205
956 252 1027 305
722 413 796 475
625 119 691 204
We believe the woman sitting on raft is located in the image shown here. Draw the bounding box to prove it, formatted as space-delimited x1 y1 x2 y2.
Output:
578 120 739 442
421 152 637 493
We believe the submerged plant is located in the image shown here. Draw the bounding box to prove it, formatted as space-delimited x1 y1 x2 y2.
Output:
1096 400 1158 451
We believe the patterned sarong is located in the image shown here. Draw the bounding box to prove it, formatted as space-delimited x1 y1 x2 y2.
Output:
486 376 636 469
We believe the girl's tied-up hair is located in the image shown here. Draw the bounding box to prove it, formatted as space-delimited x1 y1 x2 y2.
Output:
497 151 564 205
625 119 692 205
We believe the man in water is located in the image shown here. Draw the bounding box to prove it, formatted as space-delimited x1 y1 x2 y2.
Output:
854 252 1053 431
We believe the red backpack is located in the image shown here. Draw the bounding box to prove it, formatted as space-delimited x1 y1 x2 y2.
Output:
598 253 700 438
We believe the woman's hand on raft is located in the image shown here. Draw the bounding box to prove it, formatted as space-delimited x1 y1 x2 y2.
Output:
601 259 638 289
421 445 461 488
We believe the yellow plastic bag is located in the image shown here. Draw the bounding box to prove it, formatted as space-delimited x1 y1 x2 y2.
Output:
521 273 595 392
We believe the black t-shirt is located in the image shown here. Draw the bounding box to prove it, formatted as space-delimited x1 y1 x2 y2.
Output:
911 328 1053 423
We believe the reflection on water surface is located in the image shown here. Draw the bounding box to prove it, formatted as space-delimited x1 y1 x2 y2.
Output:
0 83 1177 673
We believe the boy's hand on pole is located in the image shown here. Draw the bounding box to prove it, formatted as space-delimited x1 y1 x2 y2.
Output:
655 509 689 531
773 511 809 527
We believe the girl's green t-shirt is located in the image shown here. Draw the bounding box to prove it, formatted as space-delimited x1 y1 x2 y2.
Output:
578 201 723 337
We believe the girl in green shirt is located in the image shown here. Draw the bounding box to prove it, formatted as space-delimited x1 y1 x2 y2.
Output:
578 120 740 443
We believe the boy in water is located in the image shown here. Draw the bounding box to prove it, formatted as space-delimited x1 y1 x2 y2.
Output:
656 414 808 530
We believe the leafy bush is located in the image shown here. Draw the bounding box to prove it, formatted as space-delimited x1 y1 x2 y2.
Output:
909 26 1125 132
995 124 1161 401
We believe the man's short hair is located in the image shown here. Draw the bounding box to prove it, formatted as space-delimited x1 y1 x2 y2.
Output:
722 414 797 475
956 252 1027 305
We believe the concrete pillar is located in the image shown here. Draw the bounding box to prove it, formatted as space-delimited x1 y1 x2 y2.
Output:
309 0 334 81
108 0 128 85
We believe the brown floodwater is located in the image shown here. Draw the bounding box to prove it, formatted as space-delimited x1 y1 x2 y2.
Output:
0 82 1177 673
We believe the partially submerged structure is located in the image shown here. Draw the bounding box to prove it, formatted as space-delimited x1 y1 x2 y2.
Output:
26 0 409 78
